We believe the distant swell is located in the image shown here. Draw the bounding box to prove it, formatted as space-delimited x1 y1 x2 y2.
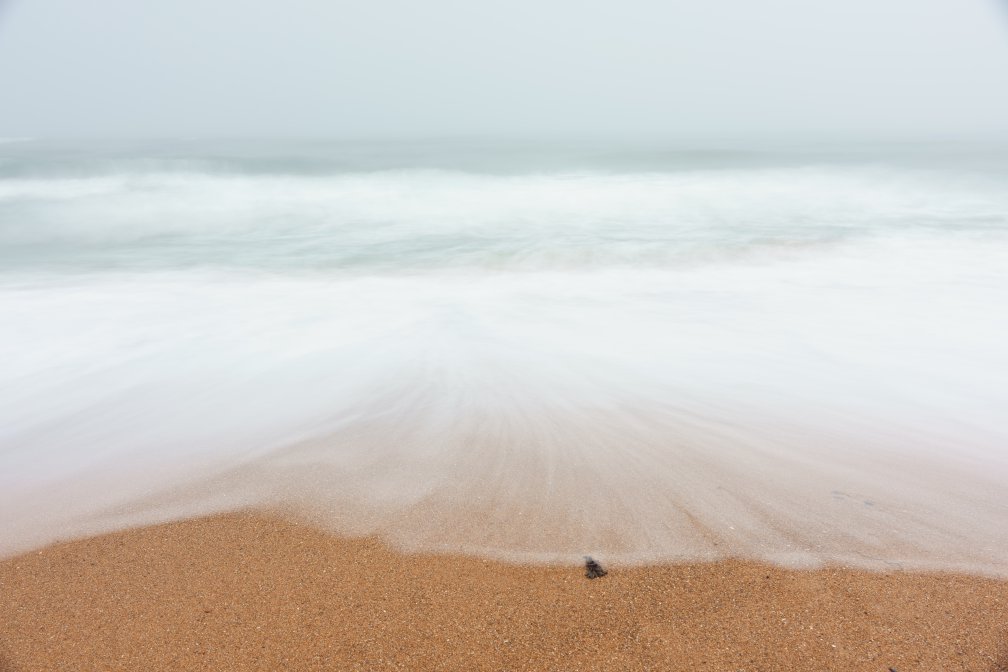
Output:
1 165 1005 271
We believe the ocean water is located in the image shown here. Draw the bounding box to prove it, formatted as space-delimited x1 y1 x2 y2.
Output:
2 139 1007 572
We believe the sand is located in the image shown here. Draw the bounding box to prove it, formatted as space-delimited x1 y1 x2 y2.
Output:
1 513 1006 671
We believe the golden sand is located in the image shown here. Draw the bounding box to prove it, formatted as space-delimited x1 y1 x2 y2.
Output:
1 513 1006 671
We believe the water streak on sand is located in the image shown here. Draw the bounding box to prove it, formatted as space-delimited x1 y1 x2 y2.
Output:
1 141 1007 572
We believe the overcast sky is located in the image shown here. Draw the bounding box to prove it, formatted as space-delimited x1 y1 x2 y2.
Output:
1 0 1007 138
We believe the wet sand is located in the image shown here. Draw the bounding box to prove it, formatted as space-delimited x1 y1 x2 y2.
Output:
1 512 1006 671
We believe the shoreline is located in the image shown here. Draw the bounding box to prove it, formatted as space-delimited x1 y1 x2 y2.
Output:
2 512 1006 671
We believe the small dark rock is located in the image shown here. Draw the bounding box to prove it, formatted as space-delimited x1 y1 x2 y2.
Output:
584 556 607 579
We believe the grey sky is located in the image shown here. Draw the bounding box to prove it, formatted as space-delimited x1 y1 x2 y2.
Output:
1 0 1007 138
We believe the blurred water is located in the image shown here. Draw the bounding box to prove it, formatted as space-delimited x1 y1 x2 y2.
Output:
1 139 1007 572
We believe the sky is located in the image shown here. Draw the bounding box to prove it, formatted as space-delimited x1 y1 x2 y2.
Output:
1 0 1007 139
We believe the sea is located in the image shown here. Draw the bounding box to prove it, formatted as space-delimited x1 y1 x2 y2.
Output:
1 137 1006 573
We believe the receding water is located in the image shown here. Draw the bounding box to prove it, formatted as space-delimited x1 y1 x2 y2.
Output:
2 139 1007 573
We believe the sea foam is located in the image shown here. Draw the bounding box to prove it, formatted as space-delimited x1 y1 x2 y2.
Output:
1 143 1007 572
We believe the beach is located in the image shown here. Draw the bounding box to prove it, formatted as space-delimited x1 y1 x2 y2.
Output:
2 0 1008 661
2 141 1008 670
1 512 1006 671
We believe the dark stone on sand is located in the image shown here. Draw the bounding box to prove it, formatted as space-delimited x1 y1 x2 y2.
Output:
584 556 607 579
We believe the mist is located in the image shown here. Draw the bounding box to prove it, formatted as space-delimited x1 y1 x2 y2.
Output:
1 0 1007 139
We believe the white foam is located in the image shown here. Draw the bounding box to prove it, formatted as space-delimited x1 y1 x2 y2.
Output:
2 224 1007 572
1 166 1005 267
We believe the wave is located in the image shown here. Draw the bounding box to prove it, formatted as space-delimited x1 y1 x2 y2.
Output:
0 166 1005 271
1 234 1007 571
1 150 1007 572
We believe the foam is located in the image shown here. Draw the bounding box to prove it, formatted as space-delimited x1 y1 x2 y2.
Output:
2 158 1007 570
2 233 1007 572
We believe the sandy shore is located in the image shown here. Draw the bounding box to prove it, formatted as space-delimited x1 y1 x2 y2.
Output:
1 513 1006 671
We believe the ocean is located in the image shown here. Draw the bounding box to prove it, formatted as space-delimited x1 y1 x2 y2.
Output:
2 138 1007 572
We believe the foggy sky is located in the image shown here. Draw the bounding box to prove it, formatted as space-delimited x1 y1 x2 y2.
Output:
1 0 1007 139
